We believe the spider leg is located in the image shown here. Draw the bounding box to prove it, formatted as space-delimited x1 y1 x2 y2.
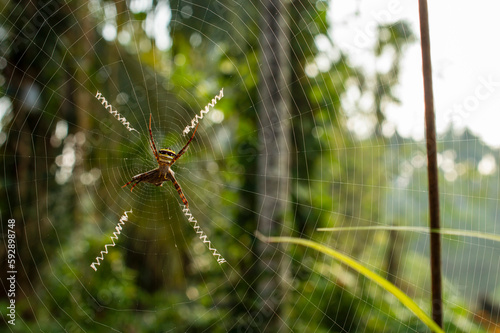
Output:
130 181 140 192
149 113 159 163
122 179 141 192
169 173 189 208
171 123 199 165
122 179 134 188
122 168 161 192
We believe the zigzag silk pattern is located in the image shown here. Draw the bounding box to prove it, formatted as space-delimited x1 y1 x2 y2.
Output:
95 91 139 133
182 88 224 136
182 206 227 264
90 210 132 271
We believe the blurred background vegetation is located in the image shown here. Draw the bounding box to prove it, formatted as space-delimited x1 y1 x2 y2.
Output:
0 0 498 332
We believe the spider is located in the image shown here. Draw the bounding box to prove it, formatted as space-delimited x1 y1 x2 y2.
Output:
122 114 199 208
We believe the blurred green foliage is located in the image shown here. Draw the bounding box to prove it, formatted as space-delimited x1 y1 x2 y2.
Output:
0 0 492 332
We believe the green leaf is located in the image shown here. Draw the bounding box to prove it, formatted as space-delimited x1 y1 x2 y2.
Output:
317 226 500 243
255 231 444 333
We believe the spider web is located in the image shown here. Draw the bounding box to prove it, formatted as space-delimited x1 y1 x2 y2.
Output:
1 0 500 332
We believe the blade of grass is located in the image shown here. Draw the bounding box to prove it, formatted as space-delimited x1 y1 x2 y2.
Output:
256 231 444 333
317 226 500 243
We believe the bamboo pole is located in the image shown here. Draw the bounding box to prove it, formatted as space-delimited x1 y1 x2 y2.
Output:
418 0 443 327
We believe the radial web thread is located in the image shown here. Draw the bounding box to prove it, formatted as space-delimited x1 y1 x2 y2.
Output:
182 88 224 136
90 210 132 271
95 91 139 133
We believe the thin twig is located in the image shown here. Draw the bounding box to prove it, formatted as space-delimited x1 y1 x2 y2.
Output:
418 0 443 327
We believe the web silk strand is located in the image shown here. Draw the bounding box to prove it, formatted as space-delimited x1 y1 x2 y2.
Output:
95 91 139 133
182 88 224 136
182 207 227 264
90 210 132 271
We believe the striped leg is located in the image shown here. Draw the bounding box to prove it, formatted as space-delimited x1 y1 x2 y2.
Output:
148 114 159 163
122 179 141 192
170 174 189 208
172 123 199 164
122 169 161 192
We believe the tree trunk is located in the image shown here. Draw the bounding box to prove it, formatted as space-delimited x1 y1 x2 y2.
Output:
73 0 93 225
256 0 292 331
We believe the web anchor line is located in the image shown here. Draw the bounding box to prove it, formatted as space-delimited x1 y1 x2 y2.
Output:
95 91 139 133
182 88 224 136
90 210 132 271
182 207 226 264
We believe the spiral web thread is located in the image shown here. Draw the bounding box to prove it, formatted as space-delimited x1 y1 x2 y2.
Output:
95 91 139 133
182 207 226 264
182 88 224 136
90 210 132 271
